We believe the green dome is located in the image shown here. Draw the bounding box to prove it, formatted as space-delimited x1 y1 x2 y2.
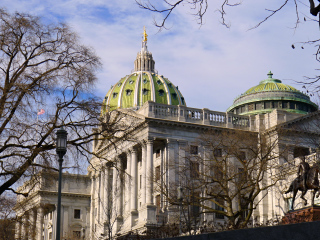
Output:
102 31 186 113
102 72 186 113
227 71 318 115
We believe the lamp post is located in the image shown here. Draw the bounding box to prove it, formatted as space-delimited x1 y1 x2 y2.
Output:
56 127 67 240
177 186 184 236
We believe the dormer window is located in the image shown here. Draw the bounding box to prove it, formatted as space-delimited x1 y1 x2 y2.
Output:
143 78 148 84
142 88 149 95
129 80 134 84
172 93 177 99
158 89 165 96
168 83 172 88
126 89 132 96
117 82 122 87
157 80 162 85
181 97 185 105
113 93 118 98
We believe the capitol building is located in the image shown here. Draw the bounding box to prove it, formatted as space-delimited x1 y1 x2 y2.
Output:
14 29 320 240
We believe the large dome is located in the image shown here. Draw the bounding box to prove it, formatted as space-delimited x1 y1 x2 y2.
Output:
102 28 186 113
227 71 318 115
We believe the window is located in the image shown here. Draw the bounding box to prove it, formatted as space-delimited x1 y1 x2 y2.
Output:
237 168 246 183
214 148 222 158
142 88 149 95
239 151 246 161
117 82 122 87
74 209 81 219
143 78 148 84
49 232 53 240
171 93 177 99
190 145 198 155
181 97 185 105
158 89 164 96
157 80 162 85
126 89 132 96
190 161 199 178
113 92 118 98
73 231 81 239
140 175 142 189
168 83 172 88
129 79 134 84
156 195 161 214
155 166 160 181
215 199 225 219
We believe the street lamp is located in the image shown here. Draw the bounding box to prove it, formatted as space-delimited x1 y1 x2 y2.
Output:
56 127 67 240
177 186 184 236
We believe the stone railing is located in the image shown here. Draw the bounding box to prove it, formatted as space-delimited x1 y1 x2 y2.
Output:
138 101 251 130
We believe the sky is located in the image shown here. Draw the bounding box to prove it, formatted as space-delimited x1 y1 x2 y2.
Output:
1 0 320 112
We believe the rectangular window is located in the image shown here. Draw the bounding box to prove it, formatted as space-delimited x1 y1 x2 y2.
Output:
73 231 81 239
155 166 160 181
213 148 222 158
239 151 246 161
156 195 161 214
190 161 199 178
215 199 225 219
190 145 198 155
140 175 142 189
74 209 81 219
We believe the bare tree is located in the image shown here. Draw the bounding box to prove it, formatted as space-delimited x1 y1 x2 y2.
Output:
0 195 16 240
0 9 132 197
156 129 287 231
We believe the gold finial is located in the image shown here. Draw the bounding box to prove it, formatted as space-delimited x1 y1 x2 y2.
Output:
143 26 148 42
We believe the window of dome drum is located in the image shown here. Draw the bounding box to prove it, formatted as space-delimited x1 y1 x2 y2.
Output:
158 89 164 96
113 93 118 98
172 93 177 99
142 88 149 95
126 89 132 96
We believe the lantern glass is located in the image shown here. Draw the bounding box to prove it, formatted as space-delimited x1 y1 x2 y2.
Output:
56 127 68 156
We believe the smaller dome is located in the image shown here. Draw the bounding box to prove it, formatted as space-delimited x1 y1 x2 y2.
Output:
227 71 318 115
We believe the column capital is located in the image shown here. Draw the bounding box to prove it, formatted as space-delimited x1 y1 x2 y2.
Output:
146 138 154 144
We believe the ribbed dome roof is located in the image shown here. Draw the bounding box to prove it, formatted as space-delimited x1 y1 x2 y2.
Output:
227 71 318 115
244 71 298 94
102 28 186 113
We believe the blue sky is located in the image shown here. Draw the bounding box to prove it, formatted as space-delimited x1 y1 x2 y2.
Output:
2 0 320 111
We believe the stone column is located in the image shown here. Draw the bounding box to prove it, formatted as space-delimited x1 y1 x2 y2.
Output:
21 214 27 240
112 164 118 218
131 149 138 211
35 206 44 240
167 139 177 195
146 139 154 205
15 217 21 240
104 165 110 224
28 209 35 240
141 143 147 206
97 171 101 223
100 168 105 223
126 152 132 214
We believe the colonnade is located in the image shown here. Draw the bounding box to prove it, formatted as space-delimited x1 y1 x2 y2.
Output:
15 206 44 240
